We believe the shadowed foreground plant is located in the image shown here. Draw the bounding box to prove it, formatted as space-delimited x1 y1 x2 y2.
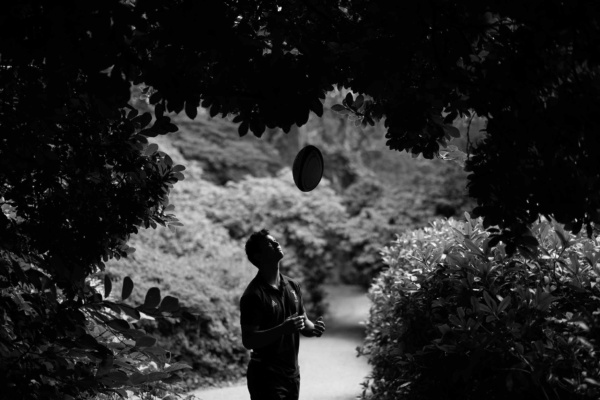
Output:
0 257 195 399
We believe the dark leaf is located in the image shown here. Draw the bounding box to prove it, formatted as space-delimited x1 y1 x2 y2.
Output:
344 92 354 107
99 371 129 385
78 333 103 350
443 125 461 138
119 304 141 320
144 287 161 308
331 104 350 114
135 335 157 347
121 328 146 339
250 118 266 137
518 236 539 247
144 143 159 156
310 98 323 117
354 94 364 109
107 319 130 331
104 275 112 298
488 235 502 248
238 121 249 137
149 91 162 105
209 103 220 118
155 103 165 119
129 372 148 385
444 110 458 124
159 296 180 312
96 354 114 377
165 122 179 133
139 127 160 137
133 112 152 129
185 101 198 120
127 109 139 119
111 389 128 399
295 108 310 126
122 276 134 301
145 372 169 382
144 346 167 358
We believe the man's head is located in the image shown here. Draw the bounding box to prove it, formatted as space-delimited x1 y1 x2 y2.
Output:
245 229 284 268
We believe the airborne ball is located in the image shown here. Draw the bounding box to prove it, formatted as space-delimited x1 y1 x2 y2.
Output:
292 145 324 192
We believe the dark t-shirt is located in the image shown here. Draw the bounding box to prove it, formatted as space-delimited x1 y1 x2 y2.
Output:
240 273 305 377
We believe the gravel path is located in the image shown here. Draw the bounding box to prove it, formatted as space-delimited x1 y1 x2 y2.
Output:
188 284 372 400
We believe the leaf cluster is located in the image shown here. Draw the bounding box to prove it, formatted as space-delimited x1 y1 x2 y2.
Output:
360 214 600 400
0 252 194 399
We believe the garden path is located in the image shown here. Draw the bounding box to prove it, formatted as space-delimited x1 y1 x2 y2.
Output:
188 284 372 400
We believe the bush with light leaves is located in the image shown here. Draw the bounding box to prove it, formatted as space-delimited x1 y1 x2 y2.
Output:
360 214 600 400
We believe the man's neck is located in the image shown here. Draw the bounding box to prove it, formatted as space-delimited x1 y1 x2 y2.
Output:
258 263 280 288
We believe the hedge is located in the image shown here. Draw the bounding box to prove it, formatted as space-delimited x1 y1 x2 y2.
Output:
360 214 600 400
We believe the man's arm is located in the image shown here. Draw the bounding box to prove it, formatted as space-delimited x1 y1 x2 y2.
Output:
242 314 305 350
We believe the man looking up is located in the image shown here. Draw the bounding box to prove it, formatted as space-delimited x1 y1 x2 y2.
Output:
240 229 326 400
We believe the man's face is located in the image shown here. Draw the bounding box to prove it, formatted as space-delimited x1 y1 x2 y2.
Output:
260 234 284 262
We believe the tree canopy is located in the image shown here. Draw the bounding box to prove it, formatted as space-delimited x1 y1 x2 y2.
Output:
3 0 600 241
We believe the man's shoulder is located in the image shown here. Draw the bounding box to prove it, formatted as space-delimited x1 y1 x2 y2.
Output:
241 277 263 299
282 275 301 289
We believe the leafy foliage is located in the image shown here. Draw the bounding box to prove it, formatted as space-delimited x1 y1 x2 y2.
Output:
0 260 194 399
0 2 191 397
360 215 600 400
103 0 600 242
0 95 192 399
4 0 593 240
4 1 597 396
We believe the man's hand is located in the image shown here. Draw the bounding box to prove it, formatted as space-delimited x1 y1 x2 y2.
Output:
312 316 325 337
300 315 326 337
282 313 305 334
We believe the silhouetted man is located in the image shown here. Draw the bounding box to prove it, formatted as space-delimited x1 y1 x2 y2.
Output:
240 229 326 400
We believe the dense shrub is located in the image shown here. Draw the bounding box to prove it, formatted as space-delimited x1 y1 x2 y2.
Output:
360 214 600 400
